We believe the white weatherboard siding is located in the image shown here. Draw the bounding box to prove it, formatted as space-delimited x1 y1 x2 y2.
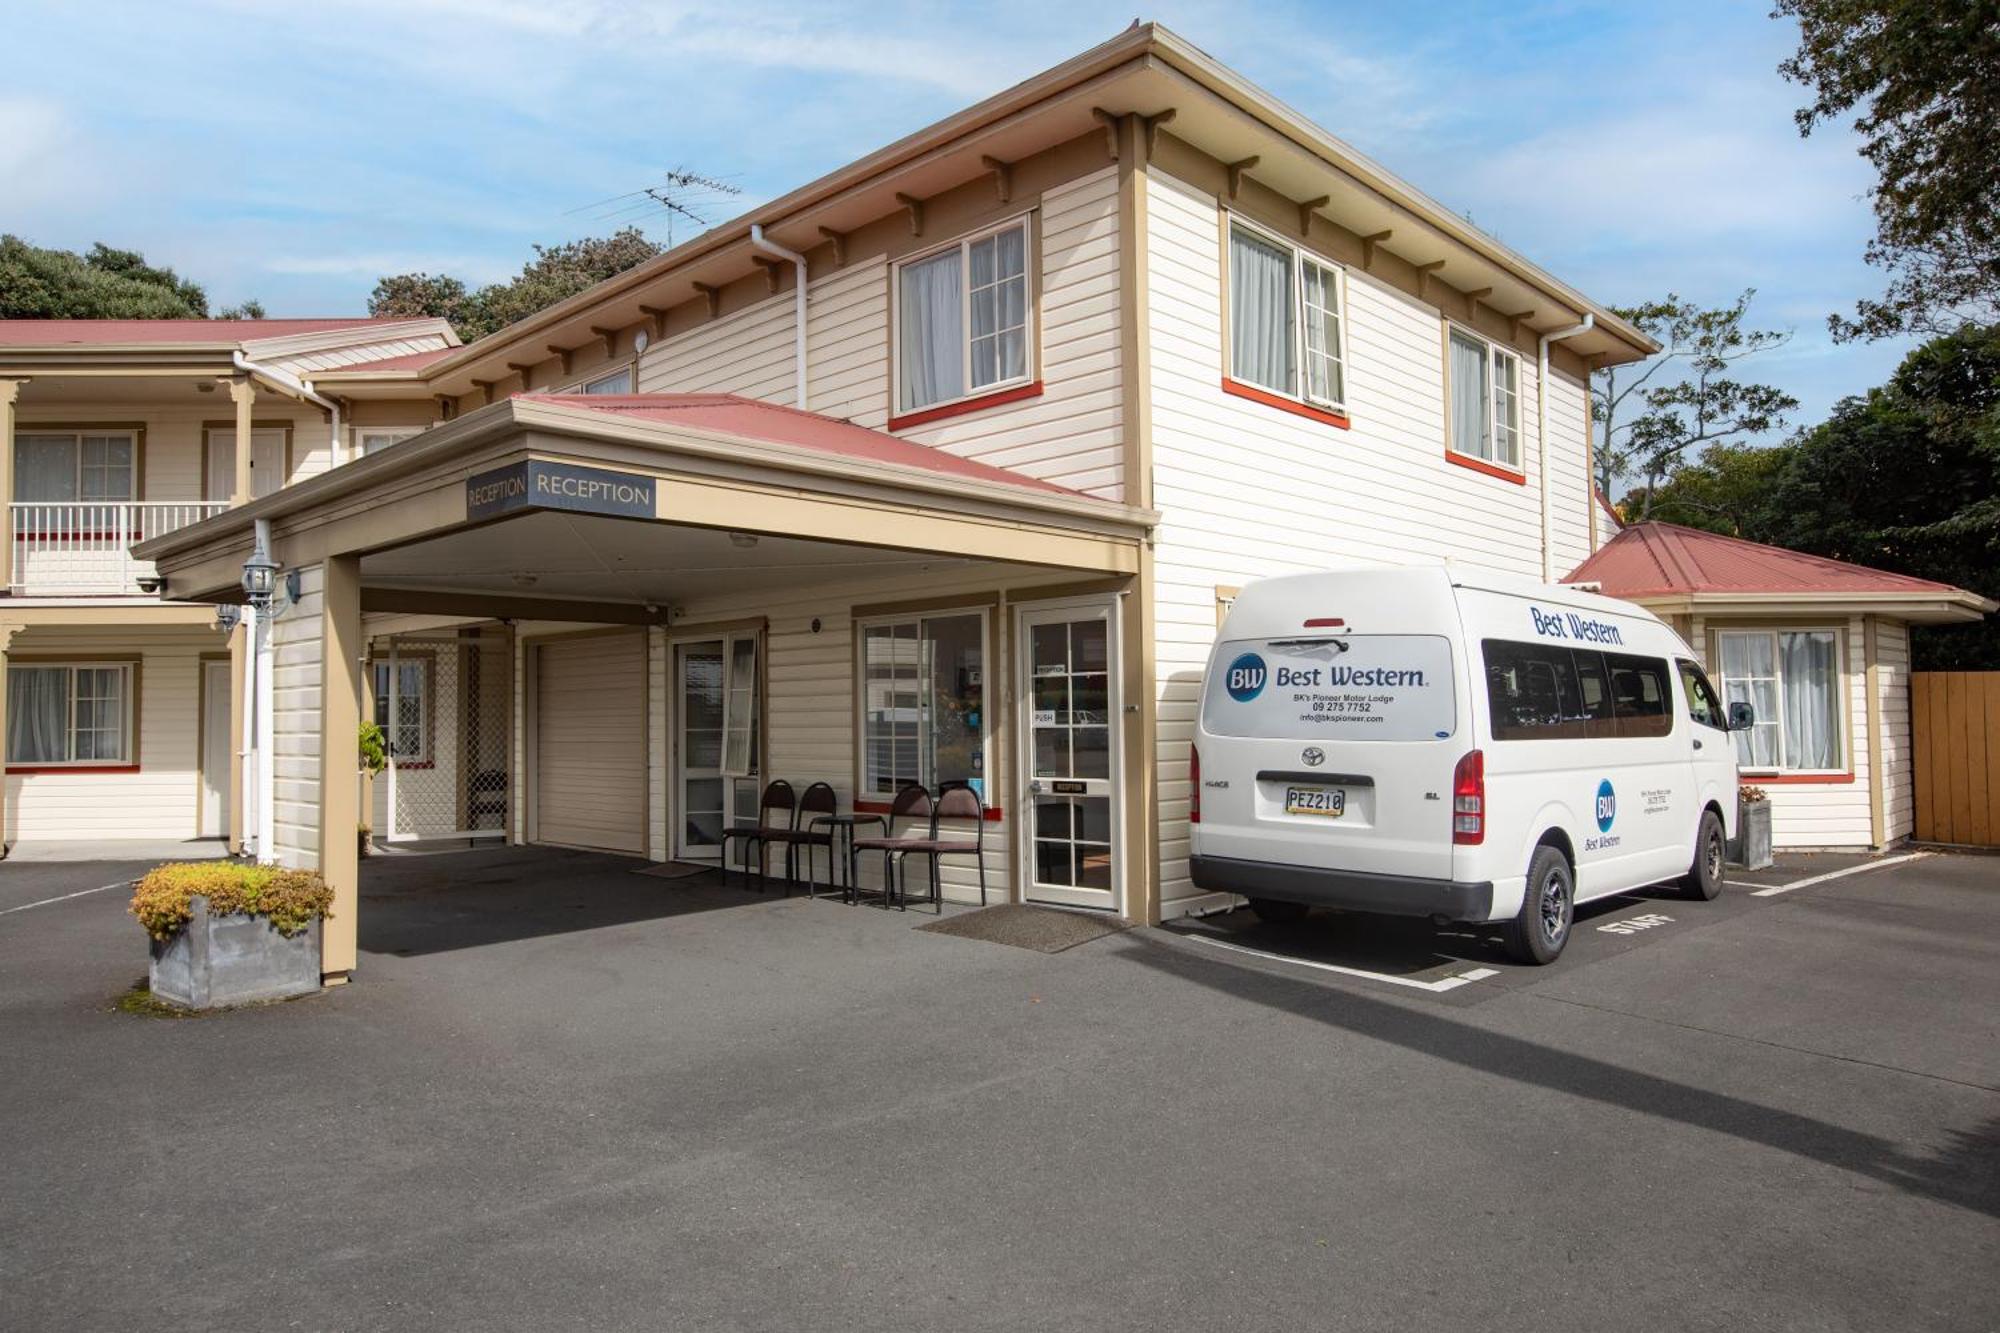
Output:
1145 168 1583 906
1544 367 1594 577
3 624 223 841
271 566 324 869
1877 619 1914 842
534 632 648 854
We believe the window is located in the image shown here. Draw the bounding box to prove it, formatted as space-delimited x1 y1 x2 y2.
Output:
1448 329 1523 469
1605 652 1674 738
6 663 133 766
371 658 430 765
581 368 633 395
896 219 1030 414
1226 221 1347 410
1677 659 1726 731
1481 641 1671 741
1718 629 1841 772
859 611 986 797
359 429 421 457
13 432 137 503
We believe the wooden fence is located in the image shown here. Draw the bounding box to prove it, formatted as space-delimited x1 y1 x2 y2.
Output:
1911 671 2000 846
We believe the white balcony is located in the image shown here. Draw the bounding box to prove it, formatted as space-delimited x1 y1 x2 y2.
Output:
10 501 229 597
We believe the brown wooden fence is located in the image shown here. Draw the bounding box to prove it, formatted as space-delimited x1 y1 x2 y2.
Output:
1912 671 2000 846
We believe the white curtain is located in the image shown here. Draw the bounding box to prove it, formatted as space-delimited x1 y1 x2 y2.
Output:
14 435 77 503
900 249 963 410
1781 631 1839 769
1229 228 1293 392
7 667 69 764
1450 332 1491 459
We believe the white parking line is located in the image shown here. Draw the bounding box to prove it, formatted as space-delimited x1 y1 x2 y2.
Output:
0 882 126 917
1180 931 1501 992
1748 851 1931 898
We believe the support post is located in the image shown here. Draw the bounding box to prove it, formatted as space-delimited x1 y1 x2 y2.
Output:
318 554 363 980
228 621 246 853
0 622 16 856
0 379 21 593
228 377 256 506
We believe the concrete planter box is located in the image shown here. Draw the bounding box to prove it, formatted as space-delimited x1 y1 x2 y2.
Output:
148 894 322 1010
1730 799 1774 870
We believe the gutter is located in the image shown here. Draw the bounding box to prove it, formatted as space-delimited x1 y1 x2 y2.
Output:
233 350 344 465
1536 314 1594 581
749 225 809 411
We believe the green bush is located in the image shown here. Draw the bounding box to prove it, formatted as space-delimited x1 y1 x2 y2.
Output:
130 862 333 942
358 720 388 776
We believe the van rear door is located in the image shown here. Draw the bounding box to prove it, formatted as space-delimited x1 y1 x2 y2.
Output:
1197 632 1463 883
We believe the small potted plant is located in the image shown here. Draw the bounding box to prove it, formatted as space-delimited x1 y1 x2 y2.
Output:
1730 784 1773 870
131 862 333 1010
358 720 388 858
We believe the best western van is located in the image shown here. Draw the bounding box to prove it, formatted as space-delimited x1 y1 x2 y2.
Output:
1190 566 1753 963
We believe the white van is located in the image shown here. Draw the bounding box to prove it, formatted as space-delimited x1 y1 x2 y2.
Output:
1190 566 1749 963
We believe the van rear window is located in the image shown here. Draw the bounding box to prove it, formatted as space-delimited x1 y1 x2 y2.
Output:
1482 640 1675 740
1201 635 1456 741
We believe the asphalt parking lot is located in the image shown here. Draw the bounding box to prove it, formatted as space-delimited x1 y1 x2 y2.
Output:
1 847 1995 1331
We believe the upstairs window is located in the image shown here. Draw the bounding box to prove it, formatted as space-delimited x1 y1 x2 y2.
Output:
1448 328 1522 470
581 368 632 394
14 432 136 503
1226 221 1347 411
359 429 421 457
896 219 1031 414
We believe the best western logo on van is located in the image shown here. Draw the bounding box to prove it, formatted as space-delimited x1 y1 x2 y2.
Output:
1225 653 1267 702
1595 779 1617 832
1529 606 1624 645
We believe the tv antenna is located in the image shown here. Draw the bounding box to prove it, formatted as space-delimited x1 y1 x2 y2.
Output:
572 168 743 246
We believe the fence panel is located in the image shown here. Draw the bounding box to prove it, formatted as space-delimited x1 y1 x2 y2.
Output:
1912 671 2000 846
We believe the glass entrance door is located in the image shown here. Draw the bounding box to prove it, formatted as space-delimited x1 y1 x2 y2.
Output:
674 634 760 862
1018 602 1120 911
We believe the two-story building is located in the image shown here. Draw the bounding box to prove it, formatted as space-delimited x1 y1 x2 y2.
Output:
21 24 1683 983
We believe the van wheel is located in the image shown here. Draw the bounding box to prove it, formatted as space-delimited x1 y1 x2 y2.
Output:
1680 809 1726 901
1503 846 1573 965
1247 898 1310 924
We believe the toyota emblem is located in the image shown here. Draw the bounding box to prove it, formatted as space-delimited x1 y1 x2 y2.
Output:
1301 746 1325 767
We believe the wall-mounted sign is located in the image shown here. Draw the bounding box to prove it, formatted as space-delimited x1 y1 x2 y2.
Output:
466 460 656 522
1051 780 1087 794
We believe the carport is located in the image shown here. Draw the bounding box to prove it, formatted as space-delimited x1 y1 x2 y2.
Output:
135 393 1157 985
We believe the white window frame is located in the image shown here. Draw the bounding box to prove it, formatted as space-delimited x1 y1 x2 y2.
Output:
1222 214 1350 414
890 213 1036 418
1445 324 1525 471
5 662 135 767
854 608 992 800
357 428 422 458
1716 627 1847 775
370 656 433 767
579 367 634 395
12 430 139 503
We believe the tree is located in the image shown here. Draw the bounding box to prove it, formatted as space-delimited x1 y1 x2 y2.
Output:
1592 291 1798 514
0 235 211 318
218 299 266 320
369 228 662 343
1775 0 2000 339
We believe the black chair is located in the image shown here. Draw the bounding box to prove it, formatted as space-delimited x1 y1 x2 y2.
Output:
902 783 988 913
720 780 796 890
849 785 934 910
759 781 839 896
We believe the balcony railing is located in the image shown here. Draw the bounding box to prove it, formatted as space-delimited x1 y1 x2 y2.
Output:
10 501 229 596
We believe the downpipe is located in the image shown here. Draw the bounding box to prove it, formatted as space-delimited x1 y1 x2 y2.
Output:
233 350 344 465
748 224 809 411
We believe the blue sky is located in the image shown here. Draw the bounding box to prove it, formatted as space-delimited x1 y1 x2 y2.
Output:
4 0 1907 432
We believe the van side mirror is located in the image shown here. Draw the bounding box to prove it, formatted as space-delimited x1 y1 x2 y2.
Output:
1727 701 1756 732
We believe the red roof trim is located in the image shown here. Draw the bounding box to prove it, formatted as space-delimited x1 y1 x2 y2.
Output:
1566 520 1965 598
0 318 433 346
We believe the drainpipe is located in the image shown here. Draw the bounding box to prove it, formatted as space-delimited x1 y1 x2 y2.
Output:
233 350 345 465
1537 313 1594 581
252 518 278 861
748 224 809 410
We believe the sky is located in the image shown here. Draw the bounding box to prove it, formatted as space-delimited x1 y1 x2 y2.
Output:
3 0 1911 433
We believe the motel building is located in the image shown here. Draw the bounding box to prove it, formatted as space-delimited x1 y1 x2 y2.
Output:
6 25 1978 988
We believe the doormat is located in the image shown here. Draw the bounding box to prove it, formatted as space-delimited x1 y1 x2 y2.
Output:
631 862 715 881
916 904 1131 953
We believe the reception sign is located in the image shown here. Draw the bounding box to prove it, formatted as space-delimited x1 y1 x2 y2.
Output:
466 460 656 521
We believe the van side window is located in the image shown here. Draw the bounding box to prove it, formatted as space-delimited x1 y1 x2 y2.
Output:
1483 640 1585 740
1677 659 1726 730
1606 652 1674 738
1569 650 1618 738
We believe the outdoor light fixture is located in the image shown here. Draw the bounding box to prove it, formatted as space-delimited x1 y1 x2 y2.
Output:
284 569 302 604
214 604 242 634
134 575 164 595
240 533 279 610
728 532 759 549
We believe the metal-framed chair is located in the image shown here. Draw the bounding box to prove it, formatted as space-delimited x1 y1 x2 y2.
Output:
720 780 796 890
761 781 839 895
849 784 934 909
901 782 988 913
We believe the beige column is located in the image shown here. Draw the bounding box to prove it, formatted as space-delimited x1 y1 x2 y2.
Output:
0 622 17 855
318 554 363 980
0 378 24 592
228 377 256 506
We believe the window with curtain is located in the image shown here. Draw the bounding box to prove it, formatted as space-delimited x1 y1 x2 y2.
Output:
1718 629 1841 771
360 429 421 457
896 220 1030 413
1448 329 1523 468
371 659 430 764
859 611 986 798
581 368 633 394
1227 222 1347 409
13 432 136 503
6 663 132 765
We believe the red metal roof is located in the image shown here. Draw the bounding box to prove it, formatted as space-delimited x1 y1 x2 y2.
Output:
522 393 1084 498
1568 521 1962 598
0 318 425 346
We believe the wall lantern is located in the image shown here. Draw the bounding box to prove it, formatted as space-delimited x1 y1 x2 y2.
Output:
240 534 279 610
214 603 243 634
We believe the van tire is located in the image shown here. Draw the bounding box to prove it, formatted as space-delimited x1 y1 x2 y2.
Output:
1503 845 1573 965
1247 897 1310 924
1680 809 1727 901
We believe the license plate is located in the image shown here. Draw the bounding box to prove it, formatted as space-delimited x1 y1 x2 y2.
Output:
1284 785 1346 817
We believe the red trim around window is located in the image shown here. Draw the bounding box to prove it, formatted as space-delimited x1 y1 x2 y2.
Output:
1220 377 1351 429
853 796 1005 822
1743 773 1855 785
1444 448 1527 485
888 380 1043 431
7 764 141 774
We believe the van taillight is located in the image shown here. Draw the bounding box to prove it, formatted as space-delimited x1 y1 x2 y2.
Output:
1189 746 1201 824
1452 749 1485 845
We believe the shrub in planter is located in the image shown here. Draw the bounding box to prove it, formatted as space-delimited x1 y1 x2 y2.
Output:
1730 785 1774 870
131 862 333 1010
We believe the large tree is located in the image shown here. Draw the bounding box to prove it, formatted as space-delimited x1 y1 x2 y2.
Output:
1775 0 2000 339
1645 324 2000 668
0 236 212 318
369 228 662 343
